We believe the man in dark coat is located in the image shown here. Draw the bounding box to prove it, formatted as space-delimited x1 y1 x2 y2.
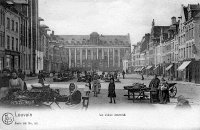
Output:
122 70 125 79
38 71 45 85
149 74 160 102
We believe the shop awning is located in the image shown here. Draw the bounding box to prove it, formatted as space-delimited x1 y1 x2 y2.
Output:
137 67 142 72
154 66 159 70
134 67 139 72
177 61 191 71
146 66 152 70
136 67 141 72
140 67 145 71
165 64 173 71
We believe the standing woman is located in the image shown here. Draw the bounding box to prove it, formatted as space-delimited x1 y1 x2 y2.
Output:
92 77 98 97
84 79 91 96
9 71 24 93
108 78 116 104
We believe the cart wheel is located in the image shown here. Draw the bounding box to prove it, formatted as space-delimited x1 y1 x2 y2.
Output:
169 86 177 98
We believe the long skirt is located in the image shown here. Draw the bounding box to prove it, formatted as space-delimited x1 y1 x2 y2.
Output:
108 91 116 97
159 90 170 103
92 85 98 92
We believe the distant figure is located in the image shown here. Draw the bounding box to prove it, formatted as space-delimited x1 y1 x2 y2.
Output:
38 71 45 85
84 79 91 96
122 70 125 79
114 71 118 79
97 80 101 94
141 74 144 80
108 78 116 104
92 77 99 97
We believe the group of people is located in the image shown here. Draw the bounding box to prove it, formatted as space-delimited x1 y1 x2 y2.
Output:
83 75 101 97
0 68 26 99
149 74 170 104
83 76 116 104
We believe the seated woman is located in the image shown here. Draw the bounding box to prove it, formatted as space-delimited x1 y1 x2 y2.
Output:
9 71 24 93
158 78 170 104
66 83 82 105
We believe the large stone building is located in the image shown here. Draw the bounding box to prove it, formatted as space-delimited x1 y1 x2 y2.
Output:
51 32 131 72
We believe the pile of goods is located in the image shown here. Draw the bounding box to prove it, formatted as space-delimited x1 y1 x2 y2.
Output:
124 83 147 90
1 91 36 106
0 84 70 106
53 72 74 82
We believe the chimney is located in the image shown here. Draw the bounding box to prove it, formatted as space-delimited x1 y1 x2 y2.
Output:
171 16 176 25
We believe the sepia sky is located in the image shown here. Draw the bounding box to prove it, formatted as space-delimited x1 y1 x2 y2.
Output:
39 0 200 45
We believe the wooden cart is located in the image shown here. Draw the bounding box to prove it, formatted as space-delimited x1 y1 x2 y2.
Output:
124 85 151 102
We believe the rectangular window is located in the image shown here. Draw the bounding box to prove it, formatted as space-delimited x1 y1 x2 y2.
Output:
183 48 185 59
7 35 10 49
7 18 10 30
11 20 14 31
16 38 18 51
191 28 194 38
199 25 200 37
16 22 18 32
12 37 14 50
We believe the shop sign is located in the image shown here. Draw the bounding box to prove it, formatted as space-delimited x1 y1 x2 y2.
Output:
5 50 20 56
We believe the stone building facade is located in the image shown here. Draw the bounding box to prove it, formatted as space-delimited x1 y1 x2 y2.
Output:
50 32 131 72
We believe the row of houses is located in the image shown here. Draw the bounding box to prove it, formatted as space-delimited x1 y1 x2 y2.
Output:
131 4 200 83
0 0 49 75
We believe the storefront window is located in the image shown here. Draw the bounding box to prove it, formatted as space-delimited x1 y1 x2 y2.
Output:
14 56 19 70
0 57 3 71
6 55 10 68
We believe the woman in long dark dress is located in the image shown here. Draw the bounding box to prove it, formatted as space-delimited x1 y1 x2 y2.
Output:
108 78 116 104
159 79 170 104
